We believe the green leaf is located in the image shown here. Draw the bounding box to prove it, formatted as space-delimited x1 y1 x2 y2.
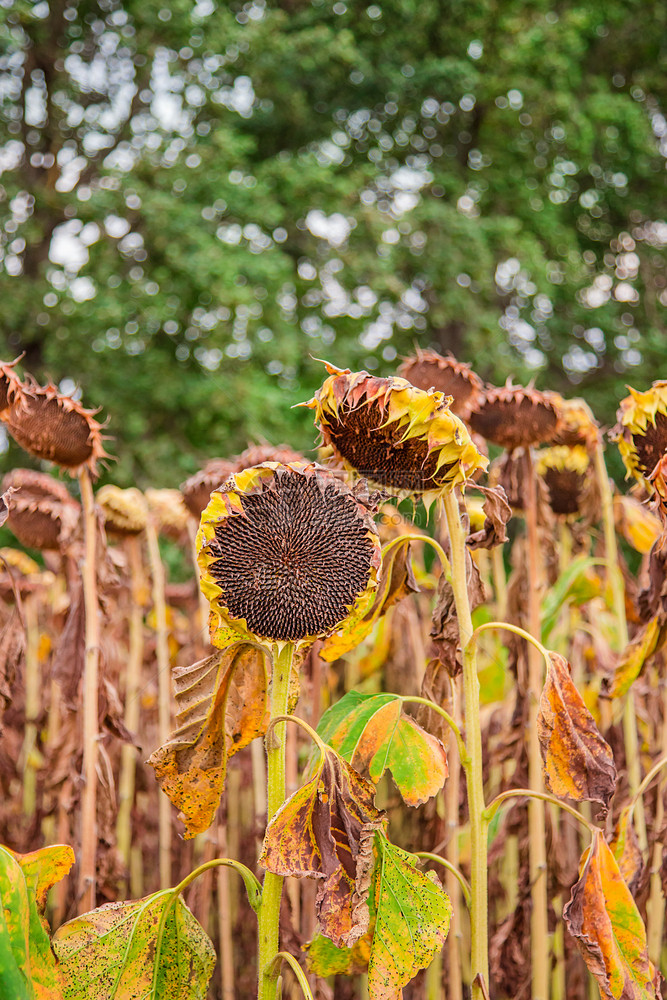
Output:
52 891 216 1000
317 691 447 806
540 556 604 644
304 931 372 977
363 834 451 999
0 844 68 1000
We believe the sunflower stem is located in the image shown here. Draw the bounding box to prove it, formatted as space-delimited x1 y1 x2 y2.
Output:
78 466 99 913
257 641 294 1000
146 516 172 889
21 593 39 819
523 447 550 1000
441 488 488 1000
592 438 647 850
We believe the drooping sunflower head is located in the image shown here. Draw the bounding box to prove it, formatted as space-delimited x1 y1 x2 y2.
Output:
547 394 600 452
613 382 667 485
181 459 238 519
97 485 148 537
145 488 190 541
535 445 591 517
303 361 487 502
3 378 109 476
1 469 79 551
197 462 381 647
235 443 305 470
397 348 484 420
468 380 559 451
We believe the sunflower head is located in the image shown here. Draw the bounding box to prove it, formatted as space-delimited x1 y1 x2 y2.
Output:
181 459 238 519
145 488 190 540
613 383 667 487
468 380 559 451
235 443 305 470
397 348 484 419
3 378 109 476
535 445 591 517
1 469 79 551
197 462 381 648
547 394 600 452
302 361 487 504
97 485 148 537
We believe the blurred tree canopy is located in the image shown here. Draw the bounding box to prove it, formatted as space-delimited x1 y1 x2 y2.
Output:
0 0 665 485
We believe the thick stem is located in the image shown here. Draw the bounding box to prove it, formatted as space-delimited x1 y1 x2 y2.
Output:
444 680 463 1000
146 518 173 889
257 642 294 1000
647 674 667 961
593 439 647 850
441 489 488 998
523 449 549 1000
78 468 100 913
116 535 145 894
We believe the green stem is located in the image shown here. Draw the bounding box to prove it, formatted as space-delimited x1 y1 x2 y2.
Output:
268 713 327 765
381 533 451 574
257 642 295 1000
626 754 667 821
441 488 488 999
269 952 316 1000
400 695 468 766
415 852 472 907
484 788 597 835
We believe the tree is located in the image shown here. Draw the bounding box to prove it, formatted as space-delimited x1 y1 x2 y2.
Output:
0 0 665 485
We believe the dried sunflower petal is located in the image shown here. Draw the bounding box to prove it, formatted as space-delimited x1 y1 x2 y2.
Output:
197 462 381 647
303 361 486 502
535 445 591 517
97 485 148 537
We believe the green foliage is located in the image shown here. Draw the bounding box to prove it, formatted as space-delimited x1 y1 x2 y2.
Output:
0 0 666 483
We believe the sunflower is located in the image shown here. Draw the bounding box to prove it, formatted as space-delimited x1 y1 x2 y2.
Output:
302 361 486 503
235 443 305 470
3 378 109 476
614 383 667 487
0 357 24 415
181 459 237 519
468 380 559 451
145 488 190 541
547 394 600 452
397 348 484 419
197 462 381 647
97 485 148 537
1 469 79 551
535 445 591 517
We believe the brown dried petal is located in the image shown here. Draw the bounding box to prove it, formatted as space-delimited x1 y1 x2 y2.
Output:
467 484 511 550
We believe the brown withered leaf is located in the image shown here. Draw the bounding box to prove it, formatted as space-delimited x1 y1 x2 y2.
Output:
610 806 644 895
489 882 531 1000
149 642 269 838
467 484 511 550
537 652 617 811
602 617 667 700
563 830 661 999
0 607 25 720
51 582 85 706
260 746 384 948
100 677 137 745
638 531 667 622
429 551 487 677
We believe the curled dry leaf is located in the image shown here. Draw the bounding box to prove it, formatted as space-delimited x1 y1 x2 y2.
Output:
260 745 384 947
0 487 16 527
602 617 666 700
319 537 419 663
563 830 660 1000
466 484 512 550
430 549 486 678
537 652 617 811
317 690 448 807
148 642 269 838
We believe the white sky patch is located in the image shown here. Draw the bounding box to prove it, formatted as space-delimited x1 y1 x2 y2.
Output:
306 210 352 247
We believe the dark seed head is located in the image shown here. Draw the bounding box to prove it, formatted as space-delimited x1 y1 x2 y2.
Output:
469 382 558 450
181 459 237 519
398 349 483 419
203 466 379 642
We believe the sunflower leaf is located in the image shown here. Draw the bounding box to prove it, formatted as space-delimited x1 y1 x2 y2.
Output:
317 690 448 807
52 891 215 1000
148 642 269 837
